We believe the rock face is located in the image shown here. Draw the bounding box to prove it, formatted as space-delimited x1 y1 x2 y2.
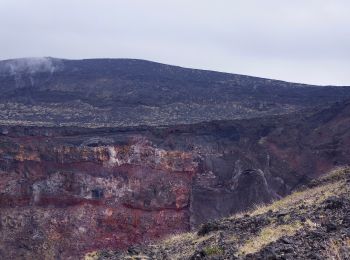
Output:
233 169 273 210
190 169 274 227
0 135 198 259
0 100 350 258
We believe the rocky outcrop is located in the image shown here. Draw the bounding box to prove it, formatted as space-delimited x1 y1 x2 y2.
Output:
190 169 275 228
232 169 274 210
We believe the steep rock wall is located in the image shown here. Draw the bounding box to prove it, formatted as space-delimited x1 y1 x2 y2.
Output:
0 101 350 258
0 136 198 259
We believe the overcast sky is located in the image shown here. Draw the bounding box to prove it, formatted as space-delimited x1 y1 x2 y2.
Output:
0 0 349 85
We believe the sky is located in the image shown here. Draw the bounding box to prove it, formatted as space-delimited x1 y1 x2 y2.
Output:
0 0 349 86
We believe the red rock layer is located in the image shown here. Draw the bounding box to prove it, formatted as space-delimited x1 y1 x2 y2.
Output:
0 135 199 259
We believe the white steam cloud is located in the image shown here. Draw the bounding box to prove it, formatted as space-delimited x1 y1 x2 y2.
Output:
0 57 61 75
0 57 63 88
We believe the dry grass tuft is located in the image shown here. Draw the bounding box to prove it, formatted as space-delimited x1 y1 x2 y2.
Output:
124 255 150 260
326 238 350 260
238 222 303 255
84 251 99 260
158 232 216 259
317 166 350 183
162 232 196 247
250 180 344 217
203 246 224 256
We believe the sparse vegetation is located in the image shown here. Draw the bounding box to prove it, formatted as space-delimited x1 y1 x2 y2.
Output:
1 59 350 128
203 245 223 256
238 222 303 255
162 232 196 247
315 166 350 184
249 178 347 217
84 251 100 260
326 238 350 260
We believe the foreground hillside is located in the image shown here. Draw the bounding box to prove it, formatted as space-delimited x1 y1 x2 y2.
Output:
96 167 350 259
0 58 350 127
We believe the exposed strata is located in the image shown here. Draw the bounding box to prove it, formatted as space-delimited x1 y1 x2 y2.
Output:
0 135 199 259
0 100 349 258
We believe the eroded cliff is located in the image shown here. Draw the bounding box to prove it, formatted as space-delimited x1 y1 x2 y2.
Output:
1 100 350 258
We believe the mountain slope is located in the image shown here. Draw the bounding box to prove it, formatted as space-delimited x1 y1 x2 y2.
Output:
98 167 350 260
0 58 350 127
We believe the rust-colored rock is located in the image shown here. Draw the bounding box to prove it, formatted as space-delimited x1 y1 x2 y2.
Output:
0 100 350 259
0 135 198 259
